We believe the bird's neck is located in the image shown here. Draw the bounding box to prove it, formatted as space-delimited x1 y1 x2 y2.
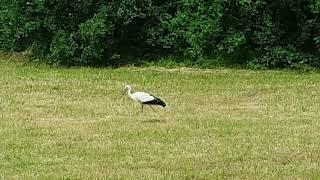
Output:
127 88 133 96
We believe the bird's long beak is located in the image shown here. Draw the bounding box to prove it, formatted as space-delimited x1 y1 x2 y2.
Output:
121 89 126 97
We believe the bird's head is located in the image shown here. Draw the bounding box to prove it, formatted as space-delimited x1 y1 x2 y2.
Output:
122 84 132 96
124 85 132 90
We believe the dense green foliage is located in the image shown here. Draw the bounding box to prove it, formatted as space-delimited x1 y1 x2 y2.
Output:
1 0 320 68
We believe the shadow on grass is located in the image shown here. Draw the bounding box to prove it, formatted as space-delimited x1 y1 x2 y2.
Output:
141 118 167 123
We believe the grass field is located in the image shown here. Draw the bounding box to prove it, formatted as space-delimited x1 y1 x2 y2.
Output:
1 55 320 179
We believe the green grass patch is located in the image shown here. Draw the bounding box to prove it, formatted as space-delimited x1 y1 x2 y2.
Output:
1 55 320 178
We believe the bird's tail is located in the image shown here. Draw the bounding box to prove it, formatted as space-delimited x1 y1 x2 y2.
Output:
156 98 166 107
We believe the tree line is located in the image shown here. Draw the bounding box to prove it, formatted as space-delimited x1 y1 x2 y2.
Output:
1 0 319 69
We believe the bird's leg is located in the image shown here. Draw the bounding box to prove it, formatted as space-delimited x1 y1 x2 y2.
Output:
148 105 156 112
141 104 144 113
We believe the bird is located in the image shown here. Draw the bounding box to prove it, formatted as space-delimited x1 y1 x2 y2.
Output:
122 85 166 113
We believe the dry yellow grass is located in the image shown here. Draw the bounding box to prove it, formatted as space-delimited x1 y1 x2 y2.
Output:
1 56 320 178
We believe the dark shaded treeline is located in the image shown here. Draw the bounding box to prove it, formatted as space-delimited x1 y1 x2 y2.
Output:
1 0 319 69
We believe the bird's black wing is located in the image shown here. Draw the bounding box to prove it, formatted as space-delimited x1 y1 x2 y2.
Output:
142 95 166 107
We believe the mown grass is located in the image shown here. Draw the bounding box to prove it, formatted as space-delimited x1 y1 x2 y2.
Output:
1 55 320 179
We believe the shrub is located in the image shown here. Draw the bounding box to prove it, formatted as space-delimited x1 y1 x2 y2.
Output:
49 31 78 66
1 0 320 69
248 46 320 70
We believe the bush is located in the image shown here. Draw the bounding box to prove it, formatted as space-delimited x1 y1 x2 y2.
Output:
248 47 320 70
79 7 115 66
49 31 78 66
1 0 320 69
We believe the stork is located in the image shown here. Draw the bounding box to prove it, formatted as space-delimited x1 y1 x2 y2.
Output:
122 85 166 112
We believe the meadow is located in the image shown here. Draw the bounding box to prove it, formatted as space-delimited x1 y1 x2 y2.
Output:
1 55 320 179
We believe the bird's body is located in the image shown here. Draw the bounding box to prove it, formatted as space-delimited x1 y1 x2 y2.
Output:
123 85 166 112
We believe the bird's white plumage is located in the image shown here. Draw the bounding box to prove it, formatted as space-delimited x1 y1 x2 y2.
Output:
130 91 155 103
123 84 165 113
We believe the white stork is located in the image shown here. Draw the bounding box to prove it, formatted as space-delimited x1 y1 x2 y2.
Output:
122 85 166 112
